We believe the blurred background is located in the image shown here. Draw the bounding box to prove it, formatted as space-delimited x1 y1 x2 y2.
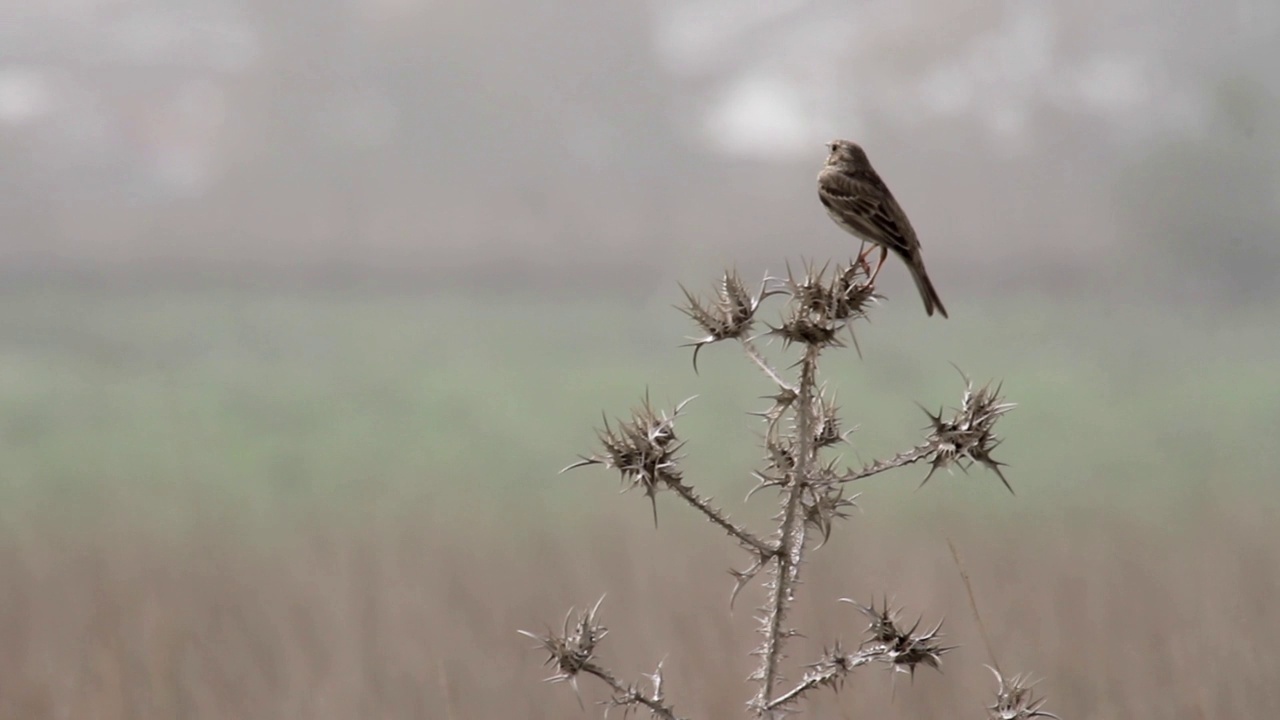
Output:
1 0 1278 717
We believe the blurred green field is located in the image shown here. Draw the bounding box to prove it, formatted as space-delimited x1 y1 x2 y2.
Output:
2 285 1277 530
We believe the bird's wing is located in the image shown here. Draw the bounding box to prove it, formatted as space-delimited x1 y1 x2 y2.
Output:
818 168 919 260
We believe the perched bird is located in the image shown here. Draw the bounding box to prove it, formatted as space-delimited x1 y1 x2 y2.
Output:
817 139 948 318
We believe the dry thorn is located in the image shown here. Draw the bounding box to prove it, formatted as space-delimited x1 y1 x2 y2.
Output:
987 666 1062 720
562 393 696 526
918 368 1016 493
678 270 773 373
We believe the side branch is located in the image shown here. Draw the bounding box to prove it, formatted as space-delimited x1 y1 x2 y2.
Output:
766 597 955 714
741 337 797 393
766 652 874 712
836 444 933 483
581 661 687 720
668 481 775 557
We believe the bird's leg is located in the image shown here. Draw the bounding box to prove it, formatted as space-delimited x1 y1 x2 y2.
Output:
866 246 889 285
855 243 876 274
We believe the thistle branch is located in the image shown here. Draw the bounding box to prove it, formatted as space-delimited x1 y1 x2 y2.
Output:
765 649 874 711
520 599 687 720
750 345 819 716
741 337 796 394
836 443 934 483
582 660 686 720
667 480 775 558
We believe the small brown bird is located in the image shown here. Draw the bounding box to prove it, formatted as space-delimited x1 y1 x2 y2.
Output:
817 139 948 318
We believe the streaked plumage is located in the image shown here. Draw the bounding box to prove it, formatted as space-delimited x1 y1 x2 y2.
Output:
817 139 948 318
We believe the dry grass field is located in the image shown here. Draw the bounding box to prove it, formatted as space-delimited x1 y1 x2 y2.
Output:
1 491 1275 719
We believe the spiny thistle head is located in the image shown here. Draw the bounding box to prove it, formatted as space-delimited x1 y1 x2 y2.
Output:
768 258 877 349
786 257 876 322
679 270 771 371
563 394 694 524
811 389 849 448
921 371 1016 494
763 433 797 474
840 597 953 678
987 667 1061 720
749 386 798 427
518 596 608 688
769 303 843 348
801 482 859 547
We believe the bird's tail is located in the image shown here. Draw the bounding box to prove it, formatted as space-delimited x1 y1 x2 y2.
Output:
909 262 949 318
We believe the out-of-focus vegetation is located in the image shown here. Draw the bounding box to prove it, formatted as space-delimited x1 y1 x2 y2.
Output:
2 288 1275 530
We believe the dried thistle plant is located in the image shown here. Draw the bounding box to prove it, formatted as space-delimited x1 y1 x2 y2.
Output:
986 668 1061 720
523 253 1061 720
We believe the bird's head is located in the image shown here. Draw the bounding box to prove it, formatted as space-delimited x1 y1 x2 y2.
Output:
825 139 869 169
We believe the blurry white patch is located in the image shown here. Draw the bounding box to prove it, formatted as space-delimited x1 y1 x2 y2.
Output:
983 101 1030 147
654 0 807 72
1158 89 1211 136
313 91 399 150
0 67 54 126
1069 55 1151 114
918 64 975 116
997 2 1055 84
908 0 1053 142
704 76 811 159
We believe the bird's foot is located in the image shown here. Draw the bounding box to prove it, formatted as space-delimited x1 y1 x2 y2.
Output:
866 246 889 286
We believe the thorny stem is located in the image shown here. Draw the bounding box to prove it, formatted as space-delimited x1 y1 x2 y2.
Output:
580 660 686 720
836 443 933 483
742 337 798 394
765 656 875 712
667 481 775 558
753 345 819 716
